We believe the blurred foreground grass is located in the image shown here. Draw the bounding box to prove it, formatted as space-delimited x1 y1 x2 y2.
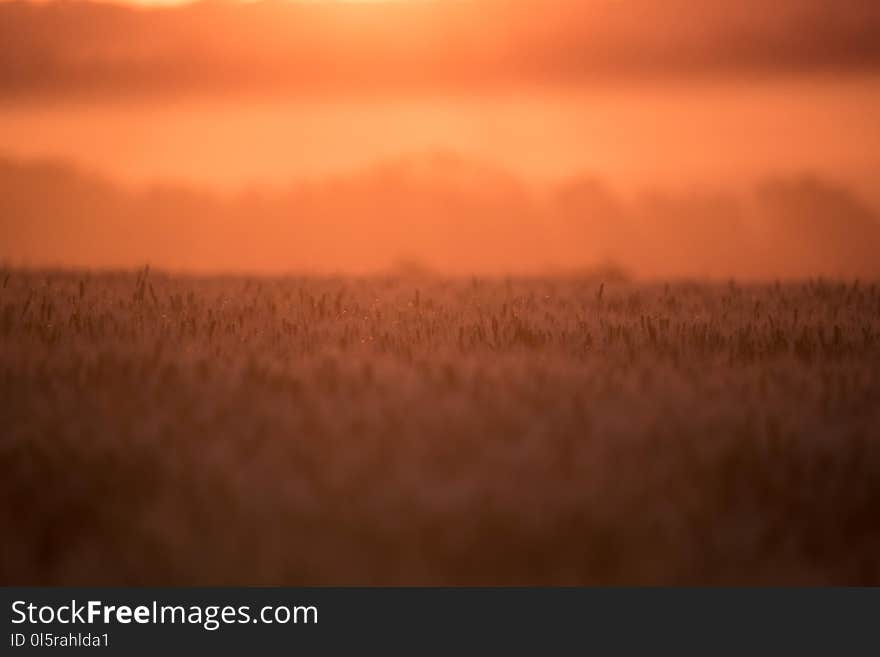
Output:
1 270 879 584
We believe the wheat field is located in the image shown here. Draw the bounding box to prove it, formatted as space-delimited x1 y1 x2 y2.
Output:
1 268 879 584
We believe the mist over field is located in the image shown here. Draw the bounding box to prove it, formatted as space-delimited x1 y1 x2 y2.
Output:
2 154 879 277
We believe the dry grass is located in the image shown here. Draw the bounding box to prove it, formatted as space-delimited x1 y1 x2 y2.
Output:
1 269 879 584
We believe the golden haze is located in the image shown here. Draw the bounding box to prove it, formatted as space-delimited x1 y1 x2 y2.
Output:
1 0 879 276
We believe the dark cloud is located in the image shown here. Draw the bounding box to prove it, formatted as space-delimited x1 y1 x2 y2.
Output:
1 0 880 100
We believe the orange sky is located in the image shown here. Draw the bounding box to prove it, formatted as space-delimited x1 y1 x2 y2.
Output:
2 0 878 191
1 0 879 275
3 0 880 101
2 77 879 198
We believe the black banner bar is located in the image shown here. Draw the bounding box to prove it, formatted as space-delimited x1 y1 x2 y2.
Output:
1 588 877 654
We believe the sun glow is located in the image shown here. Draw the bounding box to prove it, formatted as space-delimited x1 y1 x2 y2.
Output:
1 0 878 274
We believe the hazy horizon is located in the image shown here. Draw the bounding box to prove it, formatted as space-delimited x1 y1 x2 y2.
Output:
3 151 879 278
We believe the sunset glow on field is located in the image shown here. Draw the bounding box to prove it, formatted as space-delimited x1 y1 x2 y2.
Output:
2 1 880 588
